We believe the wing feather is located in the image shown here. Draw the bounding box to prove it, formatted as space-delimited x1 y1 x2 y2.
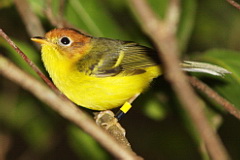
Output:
77 38 159 77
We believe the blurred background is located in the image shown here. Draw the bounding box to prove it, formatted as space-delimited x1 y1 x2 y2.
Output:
1 0 240 159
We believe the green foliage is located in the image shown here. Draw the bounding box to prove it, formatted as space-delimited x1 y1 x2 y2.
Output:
142 97 167 121
198 49 240 108
68 125 109 160
1 0 240 159
177 0 197 52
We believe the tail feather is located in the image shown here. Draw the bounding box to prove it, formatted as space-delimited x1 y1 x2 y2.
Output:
181 61 231 76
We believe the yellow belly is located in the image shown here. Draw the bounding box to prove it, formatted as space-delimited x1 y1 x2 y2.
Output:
52 66 161 110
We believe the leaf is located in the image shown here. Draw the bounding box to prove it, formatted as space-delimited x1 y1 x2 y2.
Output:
189 0 240 51
195 49 240 109
179 49 240 159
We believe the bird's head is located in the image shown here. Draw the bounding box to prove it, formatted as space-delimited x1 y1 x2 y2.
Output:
31 28 92 60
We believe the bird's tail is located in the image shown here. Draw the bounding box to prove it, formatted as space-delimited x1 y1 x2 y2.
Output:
181 61 231 76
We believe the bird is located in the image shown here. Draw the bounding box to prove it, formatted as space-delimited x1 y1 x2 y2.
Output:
31 28 230 114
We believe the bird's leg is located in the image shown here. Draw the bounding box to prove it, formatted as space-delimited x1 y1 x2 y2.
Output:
94 93 140 148
94 110 132 149
128 93 140 103
115 93 140 121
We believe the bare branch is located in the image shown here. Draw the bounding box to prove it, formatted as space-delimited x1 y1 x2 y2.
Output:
189 76 240 120
0 55 142 160
0 28 60 94
0 133 11 160
165 0 181 34
14 0 45 37
226 0 240 10
45 0 62 28
128 0 230 159
58 0 66 26
45 0 74 28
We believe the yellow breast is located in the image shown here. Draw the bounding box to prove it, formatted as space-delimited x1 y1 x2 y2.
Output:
41 44 161 110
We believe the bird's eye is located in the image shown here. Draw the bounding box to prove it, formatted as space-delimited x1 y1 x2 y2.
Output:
59 37 72 46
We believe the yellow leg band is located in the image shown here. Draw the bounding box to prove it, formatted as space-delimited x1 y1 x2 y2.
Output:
115 102 133 121
120 102 132 113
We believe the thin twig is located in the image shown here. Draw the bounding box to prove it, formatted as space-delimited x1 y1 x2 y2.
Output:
128 0 230 159
0 55 142 160
165 0 180 34
45 0 73 28
226 0 240 10
58 0 66 26
45 0 60 27
0 133 11 160
189 76 240 120
14 0 45 37
0 28 59 94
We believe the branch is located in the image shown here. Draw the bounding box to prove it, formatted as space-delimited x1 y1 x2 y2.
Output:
128 0 230 159
95 111 132 149
189 76 240 120
0 133 11 160
0 55 142 160
45 0 63 28
0 28 60 94
0 25 135 158
165 0 180 33
44 0 74 28
14 0 45 37
226 0 240 10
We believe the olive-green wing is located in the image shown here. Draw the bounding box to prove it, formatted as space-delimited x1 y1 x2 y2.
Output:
120 42 159 71
77 38 159 77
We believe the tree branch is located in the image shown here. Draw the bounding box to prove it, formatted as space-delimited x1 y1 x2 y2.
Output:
189 76 240 120
44 0 74 28
128 0 230 159
226 0 240 10
165 0 180 34
14 0 45 37
0 55 142 160
0 28 59 94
